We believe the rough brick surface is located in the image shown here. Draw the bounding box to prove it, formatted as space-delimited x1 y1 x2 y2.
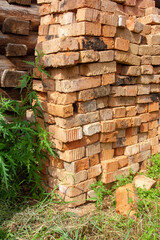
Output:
37 0 160 207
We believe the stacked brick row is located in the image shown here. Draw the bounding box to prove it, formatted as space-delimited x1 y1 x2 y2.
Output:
0 0 39 98
36 0 160 207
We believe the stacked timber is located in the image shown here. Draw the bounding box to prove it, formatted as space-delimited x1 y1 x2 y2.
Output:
0 0 39 99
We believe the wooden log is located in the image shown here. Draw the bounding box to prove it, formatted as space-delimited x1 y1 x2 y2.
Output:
8 55 35 71
1 69 27 87
0 31 37 54
7 0 31 7
0 0 39 31
0 87 26 100
6 43 27 56
2 17 30 35
0 55 16 86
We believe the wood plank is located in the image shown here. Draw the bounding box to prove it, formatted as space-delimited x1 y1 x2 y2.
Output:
2 17 30 35
6 43 27 56
1 69 27 87
0 0 40 31
0 31 37 54
8 55 35 70
8 0 31 7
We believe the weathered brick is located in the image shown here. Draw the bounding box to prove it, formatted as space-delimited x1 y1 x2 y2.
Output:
152 56 160 65
102 25 117 37
43 52 79 68
100 13 118 26
100 149 114 161
49 66 79 80
79 50 99 63
96 97 108 109
77 100 97 114
116 117 132 129
57 169 87 184
101 120 116 133
56 76 101 92
126 127 138 137
101 159 118 173
83 122 101 136
137 85 150 95
149 120 158 130
60 12 76 25
115 38 130 52
115 51 141 65
124 135 138 146
47 92 77 105
49 125 83 143
99 50 114 62
118 26 142 42
137 95 152 104
117 156 128 168
42 102 73 118
124 144 140 156
88 164 102 178
59 0 101 12
101 0 117 12
148 102 159 112
44 113 55 124
113 107 126 118
140 113 149 123
33 80 45 92
129 43 139 55
58 134 100 151
126 106 137 117
100 163 139 184
124 0 136 6
121 66 140 76
100 131 118 143
59 193 86 208
59 178 95 197
55 111 99 128
86 142 101 156
126 19 143 33
59 147 85 162
80 61 116 76
77 8 100 22
64 157 90 173
140 122 149 133
152 144 160 155
115 147 125 156
139 141 151 152
137 104 148 114
41 37 79 54
100 109 113 121
102 73 116 85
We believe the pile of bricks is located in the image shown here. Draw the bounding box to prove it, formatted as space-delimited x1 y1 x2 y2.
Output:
0 0 39 98
35 0 160 207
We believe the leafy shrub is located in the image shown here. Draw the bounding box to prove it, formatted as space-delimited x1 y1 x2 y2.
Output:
89 181 112 209
112 169 135 190
0 51 56 200
146 153 160 180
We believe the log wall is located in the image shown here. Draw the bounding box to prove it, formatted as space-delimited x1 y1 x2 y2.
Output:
0 0 39 99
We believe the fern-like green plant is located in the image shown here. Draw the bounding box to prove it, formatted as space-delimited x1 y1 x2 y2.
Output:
0 50 56 200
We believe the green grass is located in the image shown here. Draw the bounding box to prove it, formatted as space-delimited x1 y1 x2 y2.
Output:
0 185 159 240
0 155 160 240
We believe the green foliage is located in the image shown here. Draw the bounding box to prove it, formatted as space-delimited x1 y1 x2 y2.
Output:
113 169 135 190
0 51 56 200
89 181 112 209
146 153 160 180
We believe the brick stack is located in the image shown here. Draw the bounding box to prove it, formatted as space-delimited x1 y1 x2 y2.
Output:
36 0 160 207
0 0 39 98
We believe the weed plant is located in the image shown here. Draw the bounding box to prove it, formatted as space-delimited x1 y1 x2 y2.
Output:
0 51 56 200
